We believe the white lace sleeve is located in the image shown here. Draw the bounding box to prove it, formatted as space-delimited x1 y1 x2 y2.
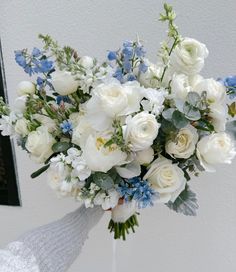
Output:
0 205 104 272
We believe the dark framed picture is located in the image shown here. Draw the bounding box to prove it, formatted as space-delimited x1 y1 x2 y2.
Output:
0 40 20 206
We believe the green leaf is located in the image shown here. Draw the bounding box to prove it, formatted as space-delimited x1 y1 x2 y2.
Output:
195 120 214 132
166 185 199 216
162 108 175 120
161 118 178 134
183 103 201 120
93 173 114 190
226 120 236 140
186 91 201 106
172 110 189 129
228 102 236 117
52 142 71 153
31 164 50 179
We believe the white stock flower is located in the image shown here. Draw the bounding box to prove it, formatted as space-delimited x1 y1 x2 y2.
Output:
112 200 137 223
86 80 144 131
196 132 236 172
0 112 19 136
15 118 29 136
144 157 186 203
94 189 120 210
51 70 79 95
16 81 35 96
170 38 209 75
194 78 226 105
82 134 127 172
136 147 154 165
209 104 227 132
47 160 68 191
25 126 56 163
124 112 160 151
141 88 166 115
78 56 94 69
166 125 199 159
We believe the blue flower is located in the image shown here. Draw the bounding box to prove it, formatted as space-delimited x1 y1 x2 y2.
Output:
139 62 148 73
122 46 133 60
135 45 146 58
107 51 117 61
36 77 44 88
38 59 54 73
118 177 158 209
15 51 27 68
123 60 132 72
56 96 71 105
32 47 41 57
60 120 73 134
123 40 133 48
127 74 136 81
113 68 123 82
220 76 236 99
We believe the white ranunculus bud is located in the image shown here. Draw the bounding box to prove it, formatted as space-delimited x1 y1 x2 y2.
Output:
51 70 79 95
144 157 186 203
16 81 35 96
166 125 198 159
112 201 137 223
15 118 29 136
25 126 56 163
194 78 226 105
78 56 94 69
124 112 160 151
196 132 236 172
14 95 28 113
170 38 209 75
136 147 154 165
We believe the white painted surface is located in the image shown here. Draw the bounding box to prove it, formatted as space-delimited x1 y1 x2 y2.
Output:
0 0 236 271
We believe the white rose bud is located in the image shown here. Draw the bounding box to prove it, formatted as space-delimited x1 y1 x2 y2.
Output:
78 56 94 69
194 78 226 105
25 126 56 163
196 132 236 172
166 125 198 159
144 157 186 203
16 81 35 96
51 70 79 96
112 201 137 223
124 112 160 151
136 147 154 165
15 118 29 136
170 38 209 75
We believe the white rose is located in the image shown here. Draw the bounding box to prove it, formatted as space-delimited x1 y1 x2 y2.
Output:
196 132 236 172
32 114 57 133
170 38 209 75
166 125 198 159
144 157 186 203
111 201 137 223
25 126 56 163
86 80 144 131
82 134 127 172
136 147 154 165
124 112 160 151
51 70 79 95
209 104 227 132
16 81 35 96
78 56 94 69
194 78 226 104
15 118 29 136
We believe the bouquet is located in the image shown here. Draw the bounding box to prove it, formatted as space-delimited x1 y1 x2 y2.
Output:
1 3 236 240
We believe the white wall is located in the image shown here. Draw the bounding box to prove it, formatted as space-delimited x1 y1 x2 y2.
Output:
1 0 236 271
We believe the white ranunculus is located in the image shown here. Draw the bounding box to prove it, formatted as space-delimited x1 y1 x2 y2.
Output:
124 112 160 151
136 147 154 165
86 80 144 131
170 38 209 75
194 78 226 104
33 114 57 133
14 95 28 113
141 88 166 115
144 157 186 203
15 118 29 136
78 56 94 69
82 134 127 172
166 125 198 159
94 189 120 210
196 132 236 172
51 70 79 95
112 201 137 223
25 126 56 163
16 81 35 96
209 104 227 132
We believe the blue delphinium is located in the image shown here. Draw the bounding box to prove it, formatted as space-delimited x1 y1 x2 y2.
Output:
221 76 236 99
118 177 158 209
107 51 117 61
56 96 71 105
60 120 73 135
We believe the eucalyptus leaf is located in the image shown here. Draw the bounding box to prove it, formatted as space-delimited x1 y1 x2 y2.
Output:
166 185 199 216
172 110 189 128
162 108 175 120
226 120 236 140
52 142 71 153
31 164 50 179
183 103 201 120
93 172 114 190
186 91 201 106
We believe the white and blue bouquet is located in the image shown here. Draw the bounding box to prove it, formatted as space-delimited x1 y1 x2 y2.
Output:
1 4 236 240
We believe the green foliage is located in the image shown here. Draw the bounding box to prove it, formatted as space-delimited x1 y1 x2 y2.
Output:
52 141 71 153
108 214 139 240
172 110 189 129
31 164 50 179
92 172 115 190
166 184 199 216
0 97 10 116
228 102 236 117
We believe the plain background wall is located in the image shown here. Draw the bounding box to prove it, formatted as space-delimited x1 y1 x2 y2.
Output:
1 0 236 271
